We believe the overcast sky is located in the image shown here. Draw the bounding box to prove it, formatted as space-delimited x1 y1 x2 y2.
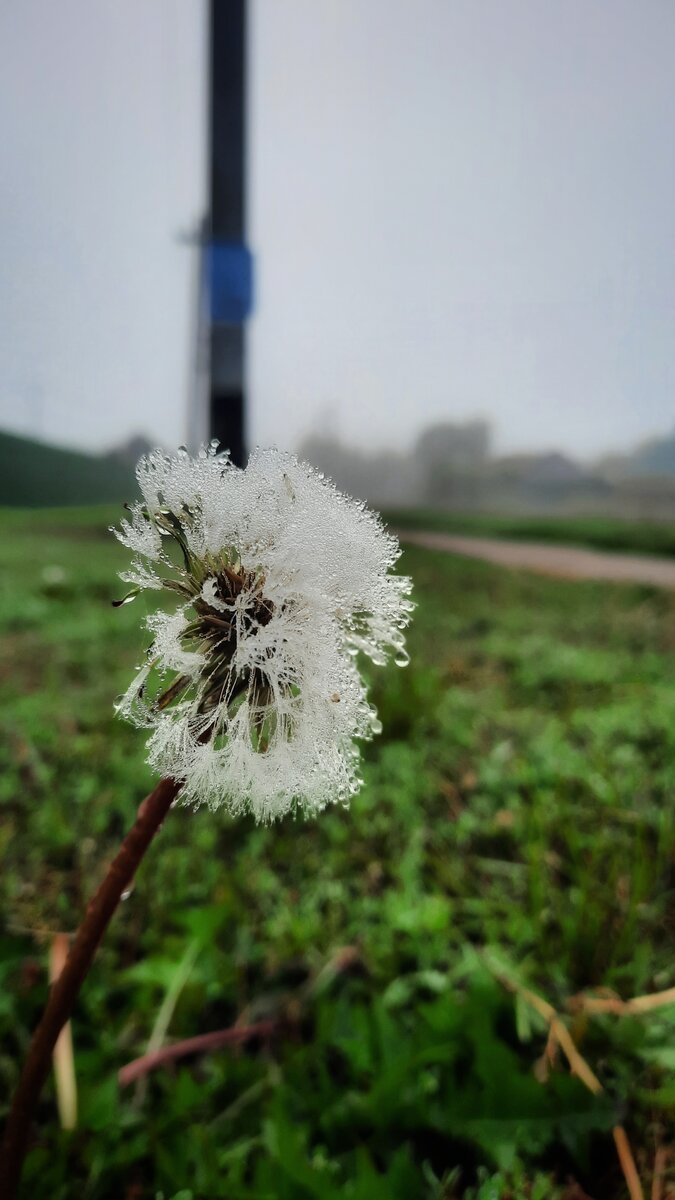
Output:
1 0 674 461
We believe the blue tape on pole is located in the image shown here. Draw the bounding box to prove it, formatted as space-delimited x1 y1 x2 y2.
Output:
208 241 253 323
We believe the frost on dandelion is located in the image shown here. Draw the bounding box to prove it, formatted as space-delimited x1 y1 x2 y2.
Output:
113 445 413 822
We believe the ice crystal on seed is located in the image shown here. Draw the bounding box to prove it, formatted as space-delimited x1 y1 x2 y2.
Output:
112 445 413 822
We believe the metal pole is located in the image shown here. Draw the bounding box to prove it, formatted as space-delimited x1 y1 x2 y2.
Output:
208 0 249 466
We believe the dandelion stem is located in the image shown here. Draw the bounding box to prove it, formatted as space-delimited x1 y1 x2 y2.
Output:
0 774 181 1199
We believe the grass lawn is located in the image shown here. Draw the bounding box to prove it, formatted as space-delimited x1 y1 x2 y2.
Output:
1 506 673 1199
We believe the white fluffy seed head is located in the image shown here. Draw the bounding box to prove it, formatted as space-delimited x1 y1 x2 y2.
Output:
113 444 413 822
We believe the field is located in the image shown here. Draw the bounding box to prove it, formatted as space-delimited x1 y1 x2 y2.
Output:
0 432 135 508
386 509 675 559
1 507 674 1199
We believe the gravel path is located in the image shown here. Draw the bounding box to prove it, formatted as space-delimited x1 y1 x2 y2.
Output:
400 530 675 589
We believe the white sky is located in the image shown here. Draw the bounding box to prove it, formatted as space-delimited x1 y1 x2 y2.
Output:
1 0 674 460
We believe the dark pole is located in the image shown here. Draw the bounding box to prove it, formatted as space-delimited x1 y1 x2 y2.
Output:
208 0 250 467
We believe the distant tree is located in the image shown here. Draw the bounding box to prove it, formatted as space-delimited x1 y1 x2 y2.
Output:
415 419 491 505
299 434 421 507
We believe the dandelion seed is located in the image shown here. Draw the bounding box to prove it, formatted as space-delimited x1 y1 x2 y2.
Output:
113 445 413 821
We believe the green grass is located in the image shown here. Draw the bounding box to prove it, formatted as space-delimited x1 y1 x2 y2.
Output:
386 507 675 558
1 506 674 1199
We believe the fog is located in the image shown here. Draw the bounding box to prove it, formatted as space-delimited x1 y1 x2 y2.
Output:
1 0 674 460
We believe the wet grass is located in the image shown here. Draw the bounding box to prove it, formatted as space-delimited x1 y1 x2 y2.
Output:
0 506 673 1198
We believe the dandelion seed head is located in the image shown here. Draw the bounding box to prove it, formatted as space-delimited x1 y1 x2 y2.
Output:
113 444 413 821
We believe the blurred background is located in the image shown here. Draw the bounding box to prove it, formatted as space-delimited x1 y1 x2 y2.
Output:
2 4 675 1199
1 0 675 515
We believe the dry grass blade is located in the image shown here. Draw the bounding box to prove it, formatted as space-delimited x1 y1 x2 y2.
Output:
49 934 77 1131
612 1127 645 1200
569 986 675 1017
487 962 645 1200
118 1019 280 1087
650 1144 669 1200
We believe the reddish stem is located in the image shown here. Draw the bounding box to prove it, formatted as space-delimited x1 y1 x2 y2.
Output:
118 1018 280 1087
0 775 181 1198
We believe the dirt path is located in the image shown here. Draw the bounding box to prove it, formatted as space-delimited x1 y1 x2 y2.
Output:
400 530 675 589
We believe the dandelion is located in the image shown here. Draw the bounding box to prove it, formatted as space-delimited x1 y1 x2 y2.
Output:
113 443 413 821
0 444 412 1194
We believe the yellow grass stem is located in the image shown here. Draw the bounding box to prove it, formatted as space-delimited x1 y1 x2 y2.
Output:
488 962 645 1200
49 934 77 1131
569 985 675 1017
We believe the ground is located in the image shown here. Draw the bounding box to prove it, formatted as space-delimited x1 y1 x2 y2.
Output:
387 509 675 560
0 507 673 1199
399 530 675 588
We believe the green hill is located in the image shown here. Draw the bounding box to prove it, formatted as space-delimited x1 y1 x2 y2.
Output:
0 430 137 507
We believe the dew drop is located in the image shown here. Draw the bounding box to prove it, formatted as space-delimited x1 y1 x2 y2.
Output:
394 650 410 668
369 715 383 735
